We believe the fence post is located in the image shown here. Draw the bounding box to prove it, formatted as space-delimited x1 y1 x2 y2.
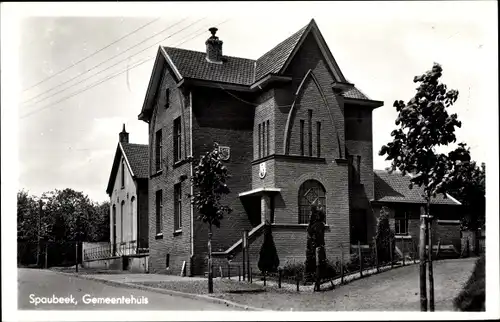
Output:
340 243 344 284
466 238 470 258
358 241 363 278
402 240 406 266
374 237 379 273
75 241 79 273
390 238 394 269
45 242 48 269
263 272 266 286
278 268 282 288
436 239 441 259
219 266 223 279
296 275 300 292
249 266 252 283
227 262 231 279
238 265 241 282
315 247 320 292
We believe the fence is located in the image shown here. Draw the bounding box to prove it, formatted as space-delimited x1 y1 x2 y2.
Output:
83 240 148 261
209 233 425 292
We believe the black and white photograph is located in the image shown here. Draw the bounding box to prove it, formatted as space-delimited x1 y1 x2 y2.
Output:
1 1 498 321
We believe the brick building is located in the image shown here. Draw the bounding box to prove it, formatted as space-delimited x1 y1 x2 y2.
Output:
137 19 462 276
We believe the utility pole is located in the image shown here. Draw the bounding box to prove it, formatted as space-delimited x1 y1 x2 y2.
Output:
75 213 79 273
37 199 42 267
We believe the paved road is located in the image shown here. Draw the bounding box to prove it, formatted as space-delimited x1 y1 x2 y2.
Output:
18 268 234 310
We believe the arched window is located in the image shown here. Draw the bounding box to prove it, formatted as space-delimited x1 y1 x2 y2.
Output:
120 201 125 242
121 159 125 188
130 196 136 242
298 180 326 224
112 205 117 252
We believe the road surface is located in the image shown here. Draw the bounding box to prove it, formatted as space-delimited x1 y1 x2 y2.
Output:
18 268 235 310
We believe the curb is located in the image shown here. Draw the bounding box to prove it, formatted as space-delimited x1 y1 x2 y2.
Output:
52 271 266 311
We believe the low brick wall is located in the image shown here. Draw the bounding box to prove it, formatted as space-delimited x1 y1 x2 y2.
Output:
82 256 122 270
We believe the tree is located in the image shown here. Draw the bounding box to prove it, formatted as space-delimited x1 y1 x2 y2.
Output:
375 207 395 264
189 143 232 293
379 63 471 311
258 220 280 275
304 205 326 283
17 190 38 241
447 161 485 231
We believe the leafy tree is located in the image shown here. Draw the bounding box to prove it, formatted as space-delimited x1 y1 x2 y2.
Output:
447 162 485 231
379 63 471 311
17 190 39 241
189 143 232 293
374 206 395 264
258 220 280 274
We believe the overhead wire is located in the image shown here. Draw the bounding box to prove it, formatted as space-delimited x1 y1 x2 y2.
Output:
21 17 193 105
20 19 230 120
22 17 161 92
22 17 206 108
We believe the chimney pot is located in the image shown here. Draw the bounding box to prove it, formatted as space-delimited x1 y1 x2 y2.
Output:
119 123 129 144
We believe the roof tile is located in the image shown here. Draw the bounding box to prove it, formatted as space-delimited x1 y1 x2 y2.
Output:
374 170 459 205
164 47 255 85
254 24 308 81
121 143 149 179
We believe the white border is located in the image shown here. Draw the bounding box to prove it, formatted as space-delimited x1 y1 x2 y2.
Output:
2 2 499 321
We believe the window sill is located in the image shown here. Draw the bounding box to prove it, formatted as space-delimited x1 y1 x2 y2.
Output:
271 223 330 230
155 233 163 240
395 235 412 239
173 159 189 169
173 229 182 236
151 170 163 178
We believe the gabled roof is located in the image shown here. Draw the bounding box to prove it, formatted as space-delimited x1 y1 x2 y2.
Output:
106 142 149 195
373 170 461 206
139 19 380 121
254 24 308 82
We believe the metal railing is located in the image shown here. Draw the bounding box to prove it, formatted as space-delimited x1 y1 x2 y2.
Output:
83 240 148 261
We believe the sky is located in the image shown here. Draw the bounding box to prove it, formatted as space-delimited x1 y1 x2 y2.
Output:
8 1 499 202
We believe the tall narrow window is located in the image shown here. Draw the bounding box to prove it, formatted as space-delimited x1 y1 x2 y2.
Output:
173 117 182 163
316 121 321 157
156 190 163 235
155 130 162 172
165 88 170 108
174 183 182 231
121 159 125 188
262 122 266 157
266 120 270 156
130 197 135 242
300 120 305 156
258 123 262 158
120 201 125 242
308 110 313 157
356 155 361 183
395 210 409 235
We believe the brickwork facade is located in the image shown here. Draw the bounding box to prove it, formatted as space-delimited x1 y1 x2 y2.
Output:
142 22 394 276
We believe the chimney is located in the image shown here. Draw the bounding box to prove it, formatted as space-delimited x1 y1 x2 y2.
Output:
119 124 129 143
205 27 223 64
